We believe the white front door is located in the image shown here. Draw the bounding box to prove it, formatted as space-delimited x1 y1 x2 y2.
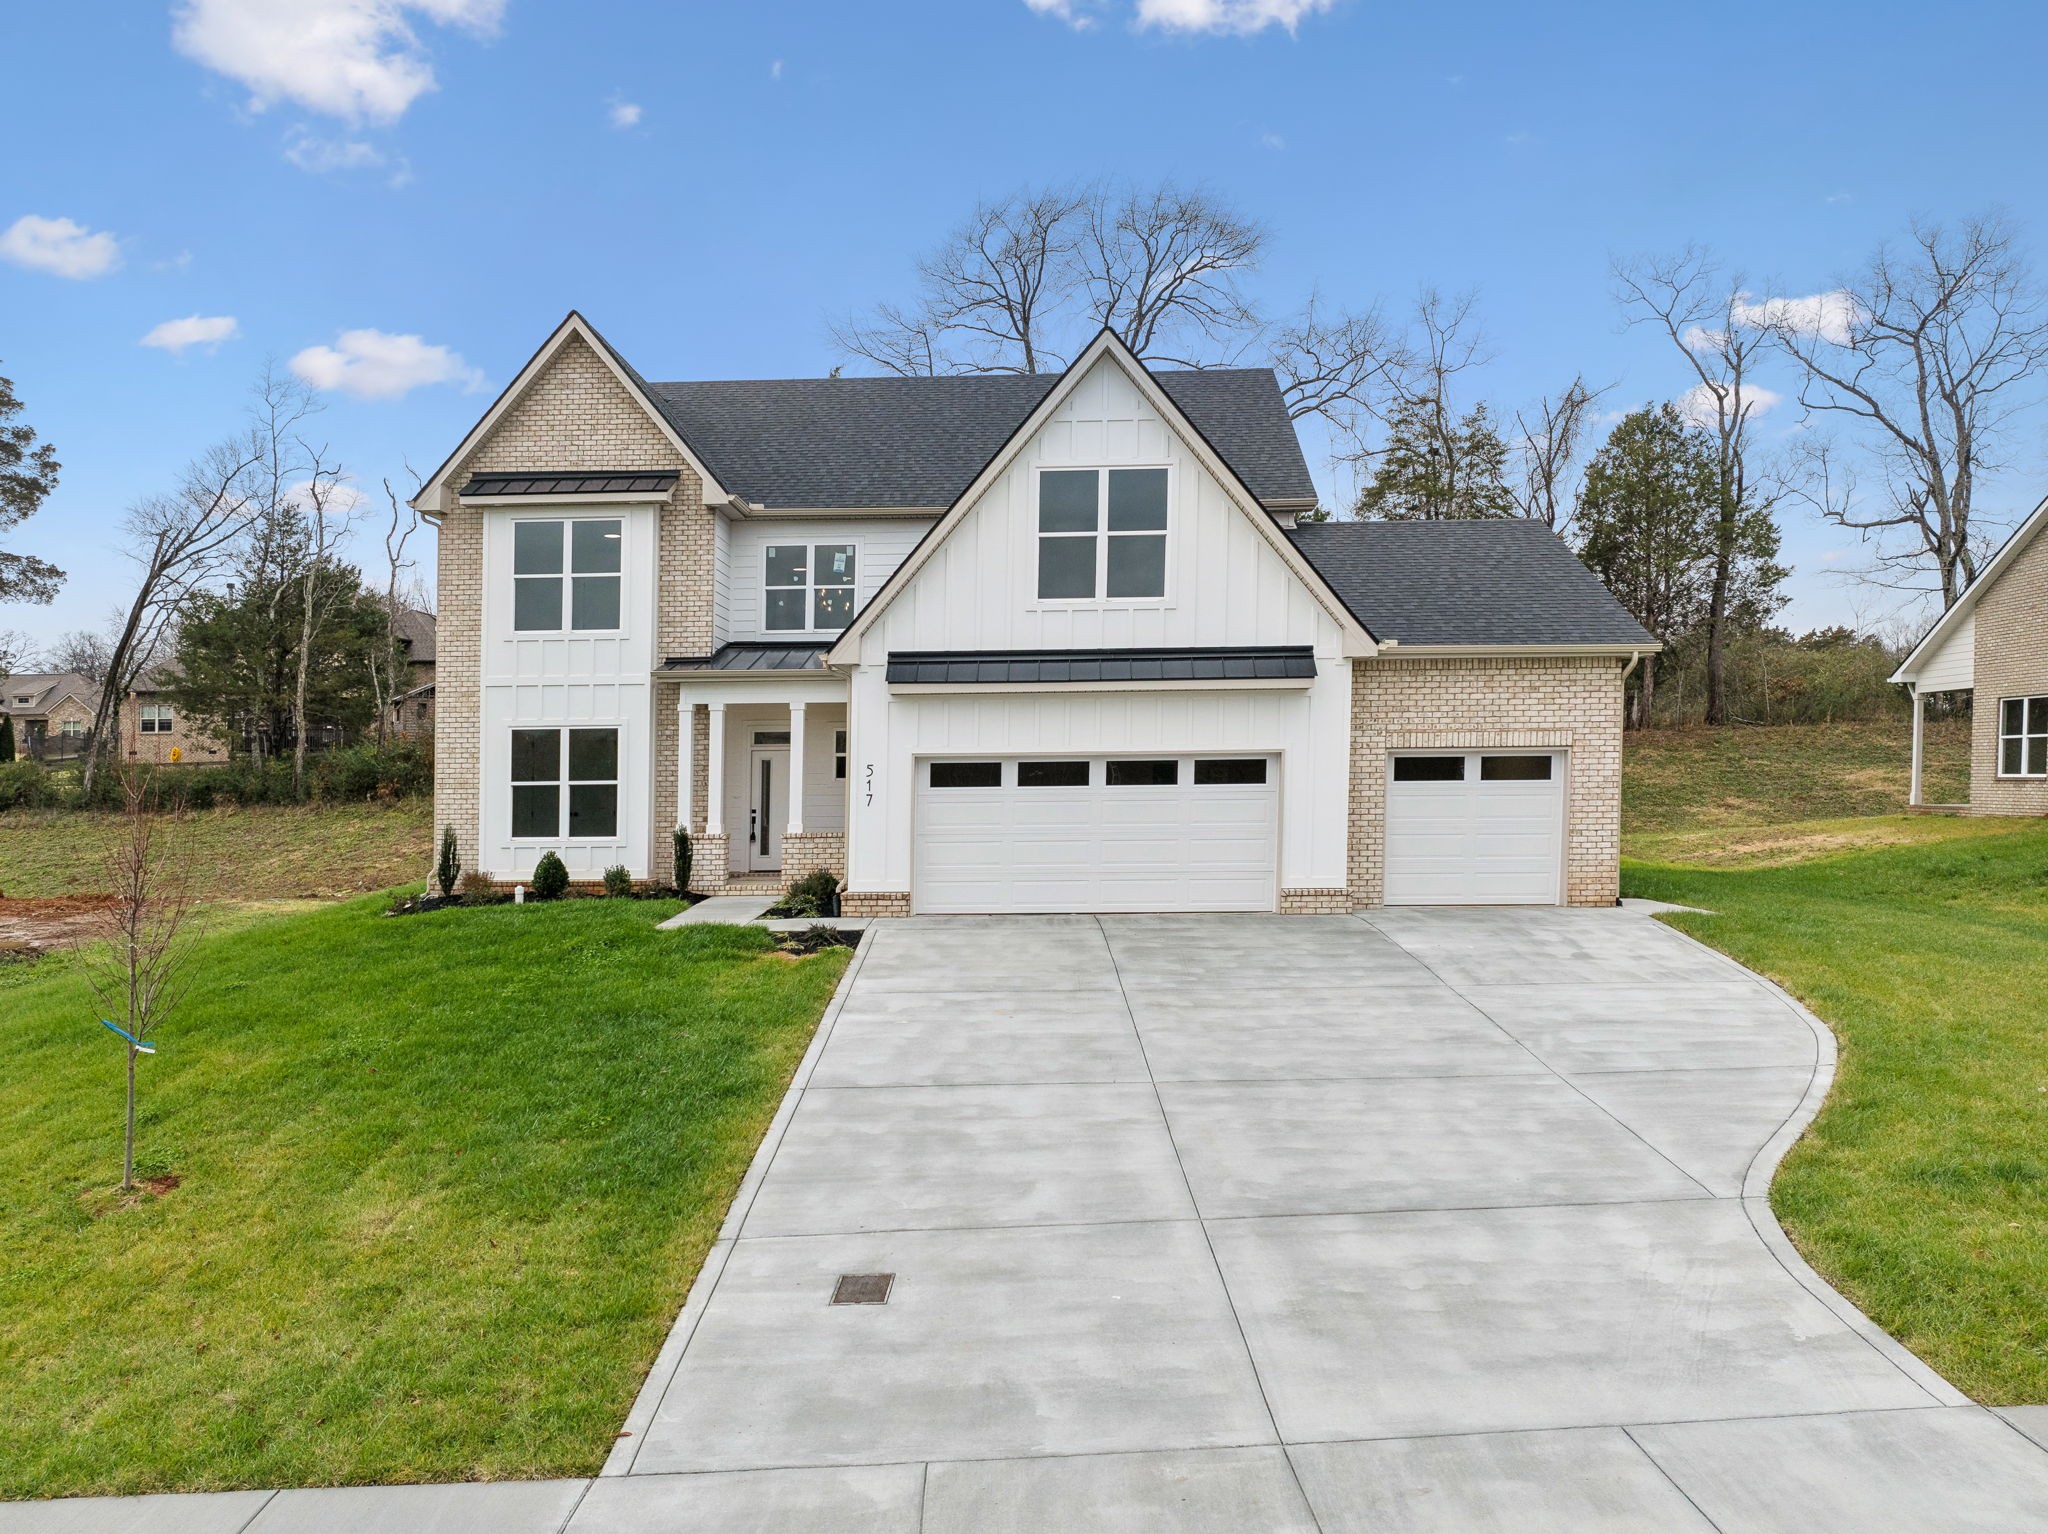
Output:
1384 751 1565 905
912 755 1279 914
748 748 788 871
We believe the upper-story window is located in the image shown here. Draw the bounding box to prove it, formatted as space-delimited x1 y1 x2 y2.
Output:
1036 467 1169 602
2000 696 2048 777
765 543 856 632
513 518 623 632
140 703 174 734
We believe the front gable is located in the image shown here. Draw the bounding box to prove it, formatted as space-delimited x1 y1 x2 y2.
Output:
826 332 1374 666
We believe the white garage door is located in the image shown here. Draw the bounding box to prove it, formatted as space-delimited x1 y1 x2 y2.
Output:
1385 751 1564 905
914 755 1278 914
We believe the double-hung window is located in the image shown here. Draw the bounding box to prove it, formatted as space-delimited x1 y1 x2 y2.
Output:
1999 696 2048 777
139 703 174 734
512 518 623 632
1037 467 1168 602
765 543 857 632
510 726 620 838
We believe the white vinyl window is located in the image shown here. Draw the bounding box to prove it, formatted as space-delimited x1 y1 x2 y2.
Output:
510 726 620 839
140 703 173 734
1036 467 1169 602
834 728 848 780
765 543 857 632
512 518 623 633
1999 696 2048 777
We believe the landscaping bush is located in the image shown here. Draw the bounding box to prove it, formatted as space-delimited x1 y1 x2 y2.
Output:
436 826 460 897
0 759 59 811
54 745 433 813
602 864 633 897
531 851 569 900
673 826 693 892
781 869 840 918
458 871 496 906
311 744 433 804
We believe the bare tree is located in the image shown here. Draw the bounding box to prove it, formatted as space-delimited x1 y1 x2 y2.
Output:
0 627 31 677
1510 376 1602 531
1076 181 1264 365
371 473 423 747
1766 211 2048 607
1266 290 1412 440
84 768 197 1192
1614 248 1787 723
286 459 358 792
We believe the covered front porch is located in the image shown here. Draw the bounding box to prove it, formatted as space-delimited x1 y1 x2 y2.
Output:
663 645 850 896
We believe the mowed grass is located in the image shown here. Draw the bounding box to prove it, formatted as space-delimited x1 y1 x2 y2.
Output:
0 897 849 1499
1 801 434 900
1623 722 2048 1403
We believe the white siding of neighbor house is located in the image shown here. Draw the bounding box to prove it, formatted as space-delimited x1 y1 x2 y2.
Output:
845 356 1352 900
723 518 935 643
1915 610 1975 692
477 504 657 881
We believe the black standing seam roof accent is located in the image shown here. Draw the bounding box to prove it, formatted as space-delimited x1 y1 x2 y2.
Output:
463 470 679 497
1286 520 1657 649
884 646 1317 686
659 643 832 673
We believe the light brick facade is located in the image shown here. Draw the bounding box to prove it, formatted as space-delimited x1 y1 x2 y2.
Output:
1348 654 1627 908
1968 524 2048 816
121 692 230 765
841 890 911 918
1279 887 1354 914
782 830 848 885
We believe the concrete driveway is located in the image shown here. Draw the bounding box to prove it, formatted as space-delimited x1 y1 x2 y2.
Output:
593 908 2048 1531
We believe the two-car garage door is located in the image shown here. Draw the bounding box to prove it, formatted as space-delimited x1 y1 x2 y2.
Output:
913 755 1277 914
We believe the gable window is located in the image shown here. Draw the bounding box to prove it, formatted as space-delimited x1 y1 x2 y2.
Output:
765 543 857 632
1037 467 1168 602
510 726 620 839
512 518 623 632
139 703 174 734
2000 696 2048 777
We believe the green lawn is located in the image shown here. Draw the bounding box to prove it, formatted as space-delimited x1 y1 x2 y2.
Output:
1626 820 2048 1403
0 897 848 1499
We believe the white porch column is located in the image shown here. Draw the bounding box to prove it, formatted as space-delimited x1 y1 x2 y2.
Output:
786 702 807 836
705 702 727 836
675 694 694 833
1909 684 1925 808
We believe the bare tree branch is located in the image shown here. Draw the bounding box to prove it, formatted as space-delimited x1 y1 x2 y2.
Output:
1510 374 1605 531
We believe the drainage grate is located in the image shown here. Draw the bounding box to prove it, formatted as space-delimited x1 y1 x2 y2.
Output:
832 1272 894 1305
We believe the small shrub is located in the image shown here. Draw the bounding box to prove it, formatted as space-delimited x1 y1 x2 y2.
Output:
531 851 569 900
458 871 496 906
673 825 693 892
436 825 460 897
602 864 633 897
0 759 59 811
782 869 840 918
782 922 852 955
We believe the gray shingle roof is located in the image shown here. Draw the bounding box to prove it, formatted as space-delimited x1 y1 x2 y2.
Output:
640 369 1317 511
885 646 1317 686
1287 520 1656 648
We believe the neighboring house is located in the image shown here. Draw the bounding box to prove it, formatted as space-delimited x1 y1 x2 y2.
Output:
1891 493 2048 815
414 314 1655 912
386 608 437 738
0 672 97 762
122 670 231 765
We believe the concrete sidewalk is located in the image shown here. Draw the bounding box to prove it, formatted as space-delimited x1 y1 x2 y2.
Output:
12 909 2048 1532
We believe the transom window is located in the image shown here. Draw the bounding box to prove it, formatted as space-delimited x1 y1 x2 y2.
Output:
513 518 623 632
140 703 174 734
510 726 619 839
2000 696 2048 777
766 543 856 632
1037 467 1168 602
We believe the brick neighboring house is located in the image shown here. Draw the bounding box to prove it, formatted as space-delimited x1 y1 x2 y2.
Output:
1 671 97 762
1892 492 2048 815
413 313 1656 911
386 608 437 739
122 670 231 765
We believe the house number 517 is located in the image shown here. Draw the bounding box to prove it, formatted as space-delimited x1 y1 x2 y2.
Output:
864 763 875 807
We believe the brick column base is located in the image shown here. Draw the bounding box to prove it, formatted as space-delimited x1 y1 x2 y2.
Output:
690 834 731 895
781 831 848 889
841 890 910 918
1279 887 1355 914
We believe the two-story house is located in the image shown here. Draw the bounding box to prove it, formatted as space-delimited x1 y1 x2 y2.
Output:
415 314 1654 914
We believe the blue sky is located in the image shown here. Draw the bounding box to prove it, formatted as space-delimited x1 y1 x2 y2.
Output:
4 0 2045 654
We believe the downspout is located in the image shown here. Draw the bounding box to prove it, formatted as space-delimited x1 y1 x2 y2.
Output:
1621 650 1644 730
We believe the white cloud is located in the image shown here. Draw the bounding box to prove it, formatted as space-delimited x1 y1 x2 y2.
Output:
289 327 484 400
1134 0 1337 34
1824 191 1852 206
284 129 385 173
286 478 368 516
607 97 642 129
1731 289 1861 346
1024 0 1100 27
769 58 783 80
140 314 241 353
172 0 506 125
1678 381 1783 428
1259 129 1286 150
0 214 121 279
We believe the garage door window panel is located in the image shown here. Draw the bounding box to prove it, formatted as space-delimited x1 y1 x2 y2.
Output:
1018 760 1090 787
1194 758 1266 785
1481 755 1554 781
1394 756 1465 782
930 761 1002 788
1107 759 1179 786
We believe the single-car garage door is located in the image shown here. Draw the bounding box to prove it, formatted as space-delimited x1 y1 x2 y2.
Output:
914 755 1278 914
1384 751 1564 905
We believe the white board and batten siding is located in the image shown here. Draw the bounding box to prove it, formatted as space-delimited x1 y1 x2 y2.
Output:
722 518 934 643
476 505 656 881
845 357 1353 907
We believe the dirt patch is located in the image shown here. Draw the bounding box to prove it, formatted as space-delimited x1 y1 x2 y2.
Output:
0 895 118 952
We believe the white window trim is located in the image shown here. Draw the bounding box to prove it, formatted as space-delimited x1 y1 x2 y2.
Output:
509 515 627 637
1997 694 2048 778
140 703 174 733
1029 463 1174 611
761 539 860 636
507 725 623 842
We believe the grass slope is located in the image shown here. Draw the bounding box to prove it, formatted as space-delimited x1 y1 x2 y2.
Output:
1627 822 2048 1403
1 802 434 900
0 898 848 1498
